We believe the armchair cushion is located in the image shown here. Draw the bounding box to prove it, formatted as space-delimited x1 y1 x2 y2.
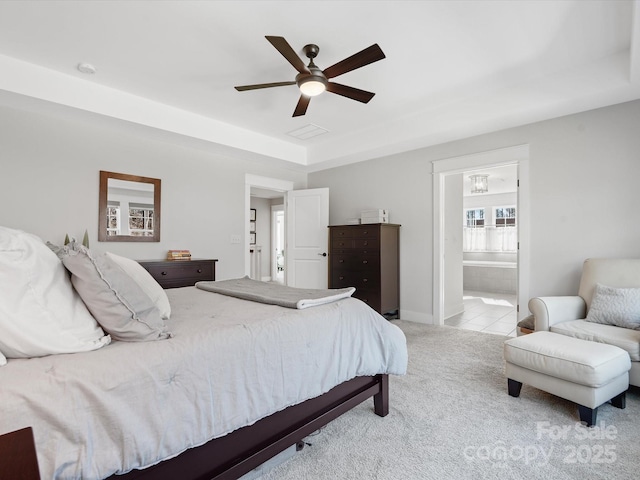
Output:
585 284 640 330
551 320 640 361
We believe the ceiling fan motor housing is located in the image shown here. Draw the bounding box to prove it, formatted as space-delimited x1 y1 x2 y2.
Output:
296 44 327 95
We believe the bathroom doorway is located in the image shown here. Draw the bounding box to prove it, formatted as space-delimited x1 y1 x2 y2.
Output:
445 165 518 336
432 144 530 327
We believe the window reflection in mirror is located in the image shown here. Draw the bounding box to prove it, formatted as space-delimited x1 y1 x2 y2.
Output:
98 171 161 242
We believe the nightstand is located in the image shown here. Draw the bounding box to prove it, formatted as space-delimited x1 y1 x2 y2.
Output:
138 259 218 288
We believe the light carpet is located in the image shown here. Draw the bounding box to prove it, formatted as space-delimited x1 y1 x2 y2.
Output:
260 321 640 480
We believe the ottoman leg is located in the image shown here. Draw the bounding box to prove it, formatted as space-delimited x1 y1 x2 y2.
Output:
611 391 626 409
578 405 597 427
508 378 522 397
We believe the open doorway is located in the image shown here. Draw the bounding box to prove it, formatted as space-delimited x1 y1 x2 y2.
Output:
444 165 519 336
250 188 285 282
432 144 530 328
245 174 293 282
271 205 285 284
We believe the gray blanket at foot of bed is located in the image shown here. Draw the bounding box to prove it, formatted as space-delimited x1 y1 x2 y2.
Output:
195 276 355 309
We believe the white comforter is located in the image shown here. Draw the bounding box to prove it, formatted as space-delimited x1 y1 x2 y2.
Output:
0 287 407 479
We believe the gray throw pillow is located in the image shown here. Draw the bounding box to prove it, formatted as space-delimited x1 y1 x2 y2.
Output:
586 284 640 330
56 241 172 342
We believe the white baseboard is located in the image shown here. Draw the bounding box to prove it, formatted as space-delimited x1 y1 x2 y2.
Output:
261 275 272 282
399 309 434 324
444 302 465 320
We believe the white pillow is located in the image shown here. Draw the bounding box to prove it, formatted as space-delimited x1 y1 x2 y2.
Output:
105 252 171 320
0 226 110 360
586 284 640 330
57 242 171 342
0 350 6 366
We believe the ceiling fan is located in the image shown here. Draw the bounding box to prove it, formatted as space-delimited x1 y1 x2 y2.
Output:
235 36 386 117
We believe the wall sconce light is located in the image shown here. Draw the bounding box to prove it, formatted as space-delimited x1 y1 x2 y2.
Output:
470 174 489 194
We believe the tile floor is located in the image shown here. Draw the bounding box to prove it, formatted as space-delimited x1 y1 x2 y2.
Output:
444 290 517 337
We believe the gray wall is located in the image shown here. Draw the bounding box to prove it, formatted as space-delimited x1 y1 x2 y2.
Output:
0 105 306 281
2 97 639 321
309 99 640 322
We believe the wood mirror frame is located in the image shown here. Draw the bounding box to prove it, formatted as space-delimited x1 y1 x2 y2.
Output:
98 170 161 242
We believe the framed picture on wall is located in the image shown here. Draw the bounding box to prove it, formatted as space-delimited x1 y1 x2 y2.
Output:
250 208 256 221
250 233 256 245
249 221 256 233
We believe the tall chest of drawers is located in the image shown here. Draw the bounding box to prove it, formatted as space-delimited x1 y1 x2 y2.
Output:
329 224 400 317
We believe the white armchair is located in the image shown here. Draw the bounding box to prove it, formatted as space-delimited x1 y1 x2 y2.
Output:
528 258 640 387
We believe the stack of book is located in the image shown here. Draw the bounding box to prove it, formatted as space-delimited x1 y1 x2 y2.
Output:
167 250 191 260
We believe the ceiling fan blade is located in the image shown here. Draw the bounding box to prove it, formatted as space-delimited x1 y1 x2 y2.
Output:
323 44 385 79
235 81 296 91
293 95 311 117
326 82 375 103
266 36 310 74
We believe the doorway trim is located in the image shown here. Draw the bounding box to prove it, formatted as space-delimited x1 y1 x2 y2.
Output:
245 174 294 277
432 144 530 326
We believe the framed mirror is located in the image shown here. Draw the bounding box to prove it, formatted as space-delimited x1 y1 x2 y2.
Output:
98 171 161 242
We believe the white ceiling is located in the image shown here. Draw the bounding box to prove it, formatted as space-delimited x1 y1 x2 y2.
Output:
0 1 638 172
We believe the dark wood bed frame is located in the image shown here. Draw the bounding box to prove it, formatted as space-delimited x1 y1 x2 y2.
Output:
112 373 388 480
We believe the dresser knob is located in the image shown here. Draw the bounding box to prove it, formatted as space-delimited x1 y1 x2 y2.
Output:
197 269 202 273
362 260 368 264
363 278 368 283
364 241 368 246
161 271 167 276
339 259 344 263
339 276 344 280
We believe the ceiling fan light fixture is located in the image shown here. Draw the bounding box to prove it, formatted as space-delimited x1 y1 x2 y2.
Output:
298 77 327 97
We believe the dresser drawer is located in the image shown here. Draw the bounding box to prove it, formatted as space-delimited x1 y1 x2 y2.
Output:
354 237 379 251
331 271 355 289
331 254 352 269
352 255 379 271
331 227 354 240
139 259 217 289
331 239 354 251
353 289 381 312
353 226 379 239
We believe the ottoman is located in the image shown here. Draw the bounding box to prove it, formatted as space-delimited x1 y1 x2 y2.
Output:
504 331 630 426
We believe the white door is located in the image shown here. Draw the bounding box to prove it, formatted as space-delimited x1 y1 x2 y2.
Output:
285 188 329 288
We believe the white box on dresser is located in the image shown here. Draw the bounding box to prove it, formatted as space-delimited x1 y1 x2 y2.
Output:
361 209 389 224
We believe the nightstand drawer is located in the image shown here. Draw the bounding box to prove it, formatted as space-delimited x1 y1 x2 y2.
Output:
139 259 217 289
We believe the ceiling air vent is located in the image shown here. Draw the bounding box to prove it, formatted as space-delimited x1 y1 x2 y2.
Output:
286 124 328 140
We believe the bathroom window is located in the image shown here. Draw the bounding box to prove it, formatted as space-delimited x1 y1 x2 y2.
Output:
465 208 485 228
495 206 516 227
106 202 120 236
128 205 154 237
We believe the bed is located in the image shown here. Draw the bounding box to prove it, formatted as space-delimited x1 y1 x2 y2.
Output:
0 228 407 479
